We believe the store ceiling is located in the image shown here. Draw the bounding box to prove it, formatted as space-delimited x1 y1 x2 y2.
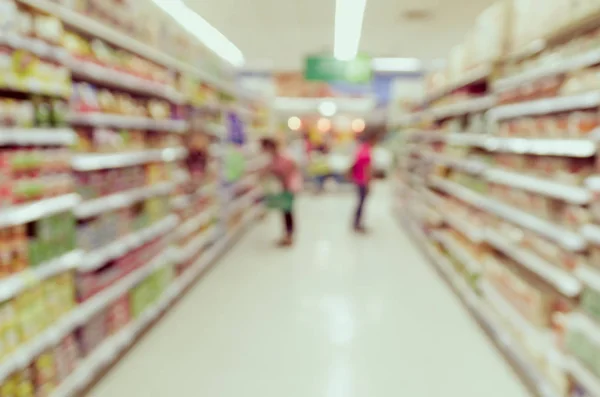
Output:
185 0 498 71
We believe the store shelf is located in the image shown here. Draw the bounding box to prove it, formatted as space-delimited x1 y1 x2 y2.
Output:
431 95 496 119
0 250 83 303
481 281 555 355
494 48 600 92
68 113 188 132
176 230 214 264
18 0 236 94
575 265 600 292
72 148 187 171
443 133 596 157
443 212 485 243
2 74 70 98
67 56 184 102
0 32 67 61
489 92 600 121
431 177 586 251
0 247 174 385
0 194 80 228
49 234 236 397
80 215 179 272
429 177 487 210
580 224 600 245
563 356 600 396
563 313 600 395
482 137 597 157
485 168 591 204
0 128 75 146
75 182 175 219
425 64 491 103
485 229 581 297
424 152 488 174
398 214 563 397
437 232 482 275
177 209 215 240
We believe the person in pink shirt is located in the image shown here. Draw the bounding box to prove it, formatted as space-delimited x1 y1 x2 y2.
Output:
350 130 380 233
260 137 302 246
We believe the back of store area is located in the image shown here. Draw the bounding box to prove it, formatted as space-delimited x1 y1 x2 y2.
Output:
0 0 597 396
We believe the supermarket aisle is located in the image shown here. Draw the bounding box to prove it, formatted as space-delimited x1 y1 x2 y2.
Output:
91 184 529 397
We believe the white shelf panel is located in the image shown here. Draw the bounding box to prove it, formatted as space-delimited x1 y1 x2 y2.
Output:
442 212 485 243
485 168 591 204
580 224 600 246
575 265 600 293
80 215 179 272
485 229 582 297
49 237 234 397
67 57 184 103
481 281 554 355
68 113 187 132
431 177 586 251
431 95 495 119
177 210 215 240
0 194 80 227
563 313 600 396
401 217 563 397
0 250 82 303
0 247 175 384
425 64 491 102
72 148 187 171
482 137 596 157
0 32 67 61
0 128 75 146
446 134 597 157
437 232 482 275
424 152 487 174
19 0 236 95
489 92 600 121
564 356 600 397
75 182 175 219
494 48 600 92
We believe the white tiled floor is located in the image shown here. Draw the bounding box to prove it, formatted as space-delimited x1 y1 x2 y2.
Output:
90 183 529 397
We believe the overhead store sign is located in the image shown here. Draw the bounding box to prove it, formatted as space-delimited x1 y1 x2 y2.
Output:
304 55 372 84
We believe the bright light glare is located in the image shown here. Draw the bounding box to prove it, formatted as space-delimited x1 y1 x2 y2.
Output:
334 0 367 61
317 118 332 132
288 116 302 130
152 0 244 66
372 58 422 72
352 118 365 132
319 101 337 117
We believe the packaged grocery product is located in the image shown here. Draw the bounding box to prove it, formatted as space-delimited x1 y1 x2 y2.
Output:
581 283 600 320
78 311 106 356
32 350 56 396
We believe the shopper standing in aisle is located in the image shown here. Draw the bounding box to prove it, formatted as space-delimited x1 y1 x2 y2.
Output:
260 137 302 246
350 128 380 233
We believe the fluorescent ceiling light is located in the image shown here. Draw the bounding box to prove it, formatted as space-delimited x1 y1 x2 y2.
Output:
334 0 367 61
152 0 244 67
372 58 422 72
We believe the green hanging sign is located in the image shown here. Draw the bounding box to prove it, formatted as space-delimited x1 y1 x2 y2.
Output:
304 55 372 83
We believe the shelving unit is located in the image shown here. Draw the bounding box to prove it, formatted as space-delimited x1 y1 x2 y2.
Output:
0 0 268 395
393 2 600 396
